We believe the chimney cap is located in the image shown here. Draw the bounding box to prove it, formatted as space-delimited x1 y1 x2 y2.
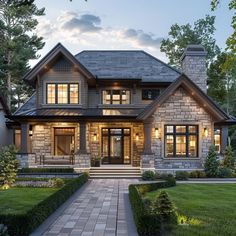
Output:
180 44 207 61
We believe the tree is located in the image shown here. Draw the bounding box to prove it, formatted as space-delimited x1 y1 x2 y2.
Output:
0 0 45 109
160 15 220 69
204 145 219 177
222 145 235 169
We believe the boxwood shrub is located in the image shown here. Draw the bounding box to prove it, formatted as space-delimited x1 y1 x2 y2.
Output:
129 177 176 236
18 168 74 173
0 173 88 236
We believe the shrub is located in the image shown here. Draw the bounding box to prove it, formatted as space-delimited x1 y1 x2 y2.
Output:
154 172 161 179
189 170 206 178
204 145 219 177
222 146 235 169
218 167 233 178
18 168 74 173
48 178 65 188
0 173 88 236
0 146 18 189
0 224 9 236
175 171 189 180
142 171 155 181
160 173 174 180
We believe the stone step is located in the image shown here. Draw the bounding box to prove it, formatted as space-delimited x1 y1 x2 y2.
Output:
90 175 141 179
90 172 141 175
90 169 141 173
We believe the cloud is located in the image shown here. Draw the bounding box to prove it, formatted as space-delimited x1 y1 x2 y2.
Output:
123 28 163 47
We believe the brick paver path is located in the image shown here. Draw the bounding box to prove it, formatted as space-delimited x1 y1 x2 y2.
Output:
43 179 138 236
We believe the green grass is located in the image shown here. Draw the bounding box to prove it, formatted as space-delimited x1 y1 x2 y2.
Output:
0 187 57 214
145 184 236 236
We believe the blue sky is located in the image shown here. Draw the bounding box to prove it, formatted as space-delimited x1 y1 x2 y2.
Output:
33 0 233 65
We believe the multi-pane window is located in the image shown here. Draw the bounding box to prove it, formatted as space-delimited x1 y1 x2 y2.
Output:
142 89 160 100
46 83 79 104
165 125 198 158
214 128 221 153
102 90 130 104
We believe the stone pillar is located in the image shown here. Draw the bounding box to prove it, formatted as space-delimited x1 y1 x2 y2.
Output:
79 121 87 154
221 126 228 151
143 118 153 154
180 45 207 93
20 123 30 153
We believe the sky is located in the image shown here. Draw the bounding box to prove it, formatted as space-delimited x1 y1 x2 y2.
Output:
32 0 233 66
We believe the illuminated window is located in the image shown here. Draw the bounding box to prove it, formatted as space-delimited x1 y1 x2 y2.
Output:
165 125 198 158
102 90 130 104
214 129 221 153
46 83 79 104
14 129 21 151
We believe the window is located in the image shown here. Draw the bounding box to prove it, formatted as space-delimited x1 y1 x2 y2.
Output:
165 125 198 158
142 89 160 100
46 83 79 104
54 128 75 155
102 90 130 104
14 129 21 151
214 128 221 153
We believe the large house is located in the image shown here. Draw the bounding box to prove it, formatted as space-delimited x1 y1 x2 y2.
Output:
7 43 236 174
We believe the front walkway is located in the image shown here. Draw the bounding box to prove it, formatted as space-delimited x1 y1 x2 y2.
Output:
32 179 139 236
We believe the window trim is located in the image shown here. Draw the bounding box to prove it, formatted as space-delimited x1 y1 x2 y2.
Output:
102 89 131 105
164 125 199 158
46 83 79 104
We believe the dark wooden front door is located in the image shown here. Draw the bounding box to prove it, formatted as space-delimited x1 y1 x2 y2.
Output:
101 128 131 164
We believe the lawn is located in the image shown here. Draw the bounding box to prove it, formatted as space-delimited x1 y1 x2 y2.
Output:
145 184 236 236
0 187 58 214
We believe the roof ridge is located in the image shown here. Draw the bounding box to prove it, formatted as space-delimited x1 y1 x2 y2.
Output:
75 50 145 57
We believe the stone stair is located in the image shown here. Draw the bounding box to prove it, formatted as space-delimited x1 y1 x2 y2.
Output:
89 166 141 179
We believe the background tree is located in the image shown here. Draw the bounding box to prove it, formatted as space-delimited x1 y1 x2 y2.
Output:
222 145 235 169
160 15 220 69
0 0 45 110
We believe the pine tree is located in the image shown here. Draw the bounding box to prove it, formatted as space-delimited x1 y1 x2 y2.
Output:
204 145 219 177
222 145 235 169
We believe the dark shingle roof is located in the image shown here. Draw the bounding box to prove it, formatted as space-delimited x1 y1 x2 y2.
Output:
75 50 181 82
14 94 36 115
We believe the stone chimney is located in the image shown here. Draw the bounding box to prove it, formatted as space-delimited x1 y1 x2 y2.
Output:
180 45 207 93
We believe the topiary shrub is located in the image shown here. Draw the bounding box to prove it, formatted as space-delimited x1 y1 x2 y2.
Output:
142 170 155 181
0 145 18 189
48 178 65 188
204 145 219 177
175 171 189 180
222 146 235 169
0 224 9 236
218 167 233 178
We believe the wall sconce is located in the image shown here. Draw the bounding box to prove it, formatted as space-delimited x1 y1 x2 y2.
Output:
204 127 208 137
155 128 159 139
136 133 139 141
29 126 33 137
93 133 97 141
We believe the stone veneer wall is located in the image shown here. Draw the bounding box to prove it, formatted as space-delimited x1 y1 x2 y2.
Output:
88 122 143 167
151 87 213 173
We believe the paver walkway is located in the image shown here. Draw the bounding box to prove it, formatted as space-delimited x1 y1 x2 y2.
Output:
34 179 139 236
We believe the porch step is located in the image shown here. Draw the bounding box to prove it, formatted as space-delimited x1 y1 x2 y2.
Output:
89 167 141 179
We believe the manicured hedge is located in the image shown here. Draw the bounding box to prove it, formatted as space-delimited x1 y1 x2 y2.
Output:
129 177 176 236
18 167 74 173
0 173 88 236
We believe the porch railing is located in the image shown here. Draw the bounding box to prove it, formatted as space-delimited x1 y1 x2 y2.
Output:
39 154 75 165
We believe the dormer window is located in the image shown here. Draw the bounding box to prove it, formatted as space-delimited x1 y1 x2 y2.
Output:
102 90 130 104
46 83 79 104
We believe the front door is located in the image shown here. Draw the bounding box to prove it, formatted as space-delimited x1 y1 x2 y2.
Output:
102 128 131 164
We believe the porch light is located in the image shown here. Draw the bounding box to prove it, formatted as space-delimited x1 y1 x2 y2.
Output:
204 127 208 137
155 128 159 139
136 133 139 141
93 133 97 141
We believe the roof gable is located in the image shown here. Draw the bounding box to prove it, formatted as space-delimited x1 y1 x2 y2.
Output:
137 74 231 121
24 43 95 85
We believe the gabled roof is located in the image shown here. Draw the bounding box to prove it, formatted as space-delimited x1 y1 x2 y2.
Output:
24 43 95 85
137 74 232 121
75 50 181 82
0 95 10 115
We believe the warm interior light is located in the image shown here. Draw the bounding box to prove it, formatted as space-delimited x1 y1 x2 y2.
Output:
155 128 159 138
204 127 208 137
93 133 97 141
29 126 33 137
136 133 139 141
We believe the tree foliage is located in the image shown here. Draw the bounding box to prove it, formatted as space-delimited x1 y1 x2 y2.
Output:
222 145 235 169
160 15 220 69
204 145 219 177
0 0 45 110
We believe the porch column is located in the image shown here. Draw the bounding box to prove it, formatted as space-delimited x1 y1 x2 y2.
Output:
20 123 30 153
79 121 87 154
143 118 154 154
221 126 228 151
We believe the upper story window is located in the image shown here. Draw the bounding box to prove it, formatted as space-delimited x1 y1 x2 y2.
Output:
165 125 198 158
142 89 160 100
46 83 79 104
102 90 130 104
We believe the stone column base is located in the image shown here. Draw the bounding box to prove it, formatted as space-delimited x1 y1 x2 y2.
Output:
141 154 155 172
16 153 37 168
74 153 91 169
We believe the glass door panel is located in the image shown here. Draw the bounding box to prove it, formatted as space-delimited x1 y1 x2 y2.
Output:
124 136 131 164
